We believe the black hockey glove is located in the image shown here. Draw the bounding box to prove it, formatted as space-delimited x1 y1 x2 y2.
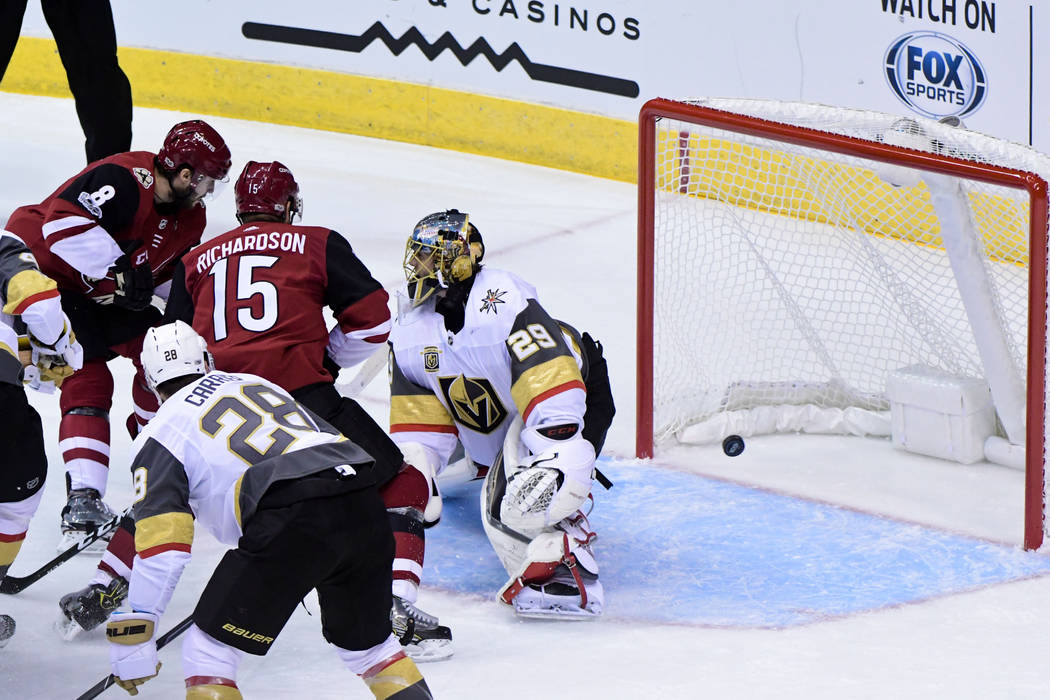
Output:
111 254 154 311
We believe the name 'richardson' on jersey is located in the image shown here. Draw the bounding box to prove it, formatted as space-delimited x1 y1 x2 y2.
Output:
194 229 307 273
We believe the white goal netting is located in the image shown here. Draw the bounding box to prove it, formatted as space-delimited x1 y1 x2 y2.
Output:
639 98 1050 547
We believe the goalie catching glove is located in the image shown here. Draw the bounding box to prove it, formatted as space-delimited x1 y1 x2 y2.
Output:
107 610 162 696
502 434 595 531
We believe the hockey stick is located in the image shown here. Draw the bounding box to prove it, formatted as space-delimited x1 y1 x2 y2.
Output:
75 614 193 700
0 509 127 595
334 346 388 398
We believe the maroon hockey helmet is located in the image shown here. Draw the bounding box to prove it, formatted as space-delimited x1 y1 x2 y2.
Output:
234 160 303 223
157 120 232 181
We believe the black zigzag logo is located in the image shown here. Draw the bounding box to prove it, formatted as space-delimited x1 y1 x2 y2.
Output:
242 21 639 98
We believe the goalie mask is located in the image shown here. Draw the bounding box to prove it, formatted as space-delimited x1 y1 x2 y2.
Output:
140 321 214 395
404 209 484 307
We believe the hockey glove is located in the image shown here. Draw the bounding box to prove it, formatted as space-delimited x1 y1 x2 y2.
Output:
107 610 161 696
20 322 83 392
502 439 596 531
111 254 154 311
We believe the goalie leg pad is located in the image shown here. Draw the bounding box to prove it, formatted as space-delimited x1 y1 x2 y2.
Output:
496 530 602 619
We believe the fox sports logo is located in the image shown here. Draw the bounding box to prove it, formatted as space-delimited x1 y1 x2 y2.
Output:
884 32 987 119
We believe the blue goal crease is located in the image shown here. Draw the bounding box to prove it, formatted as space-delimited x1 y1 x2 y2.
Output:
420 459 1050 628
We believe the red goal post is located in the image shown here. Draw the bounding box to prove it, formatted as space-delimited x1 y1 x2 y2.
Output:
636 97 1050 549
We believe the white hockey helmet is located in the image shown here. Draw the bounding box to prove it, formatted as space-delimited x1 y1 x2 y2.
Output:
141 321 213 394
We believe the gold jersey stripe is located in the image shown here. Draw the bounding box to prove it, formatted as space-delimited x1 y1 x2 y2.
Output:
135 512 194 554
510 355 584 418
3 269 58 316
233 472 246 529
390 394 455 429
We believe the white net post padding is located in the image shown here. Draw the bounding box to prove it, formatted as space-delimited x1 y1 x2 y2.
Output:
636 98 1050 549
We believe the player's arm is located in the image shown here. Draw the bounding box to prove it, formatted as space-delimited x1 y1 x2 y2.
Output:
43 163 141 278
125 436 195 616
323 230 392 368
502 300 595 529
108 434 194 695
389 346 458 464
0 232 82 381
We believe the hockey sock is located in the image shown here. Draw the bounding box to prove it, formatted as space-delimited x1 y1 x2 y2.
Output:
185 677 243 699
361 653 432 700
60 408 111 492
381 465 429 601
97 516 136 581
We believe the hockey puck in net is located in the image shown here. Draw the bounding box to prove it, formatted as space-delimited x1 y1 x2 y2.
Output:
722 434 745 457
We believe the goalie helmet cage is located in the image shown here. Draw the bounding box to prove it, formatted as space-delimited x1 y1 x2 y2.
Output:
635 97 1050 550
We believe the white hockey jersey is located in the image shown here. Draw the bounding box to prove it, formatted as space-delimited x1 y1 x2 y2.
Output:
0 230 68 385
389 267 587 472
125 371 373 614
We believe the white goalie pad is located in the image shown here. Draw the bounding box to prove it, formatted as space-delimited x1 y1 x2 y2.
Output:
480 434 603 619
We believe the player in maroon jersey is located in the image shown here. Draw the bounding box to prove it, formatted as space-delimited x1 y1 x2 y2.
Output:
59 161 449 660
3 120 231 549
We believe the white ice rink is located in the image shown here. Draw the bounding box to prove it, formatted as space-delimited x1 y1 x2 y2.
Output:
1 92 1049 699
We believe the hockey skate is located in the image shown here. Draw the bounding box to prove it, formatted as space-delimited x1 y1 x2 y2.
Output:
391 596 453 662
512 563 604 620
56 577 128 641
0 614 14 648
59 488 116 553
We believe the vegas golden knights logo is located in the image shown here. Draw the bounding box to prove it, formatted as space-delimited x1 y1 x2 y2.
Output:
422 346 440 372
437 375 507 434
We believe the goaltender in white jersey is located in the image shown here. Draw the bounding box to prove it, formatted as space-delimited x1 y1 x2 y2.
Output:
389 210 615 619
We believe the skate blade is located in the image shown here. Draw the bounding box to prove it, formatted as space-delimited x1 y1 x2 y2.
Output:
403 638 454 663
513 603 603 620
54 614 85 641
57 531 111 554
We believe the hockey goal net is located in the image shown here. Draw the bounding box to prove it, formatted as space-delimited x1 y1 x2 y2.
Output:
636 97 1050 549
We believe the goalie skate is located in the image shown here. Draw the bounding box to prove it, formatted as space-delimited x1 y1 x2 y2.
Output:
512 567 604 620
391 596 453 662
0 614 13 648
58 489 116 553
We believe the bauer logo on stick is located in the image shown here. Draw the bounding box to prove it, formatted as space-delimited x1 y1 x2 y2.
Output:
723 434 745 457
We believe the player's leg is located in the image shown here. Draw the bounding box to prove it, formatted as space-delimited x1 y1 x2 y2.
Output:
292 384 449 657
0 383 48 647
57 359 117 550
39 0 132 163
316 488 432 697
481 440 603 619
0 1 28 83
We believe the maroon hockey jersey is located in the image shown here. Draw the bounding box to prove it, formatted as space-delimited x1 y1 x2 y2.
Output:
5 151 207 299
166 222 390 391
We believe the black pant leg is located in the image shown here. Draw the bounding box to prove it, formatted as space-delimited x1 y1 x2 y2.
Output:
0 384 47 502
0 1 29 83
293 382 404 485
40 0 132 163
